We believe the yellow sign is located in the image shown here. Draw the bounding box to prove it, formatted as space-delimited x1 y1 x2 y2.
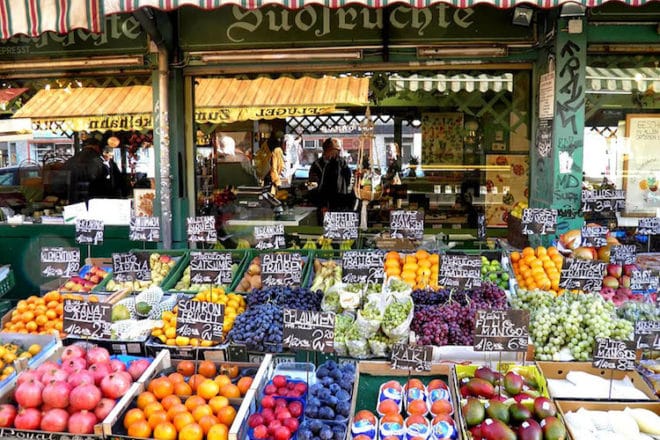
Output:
195 106 336 124
32 114 153 132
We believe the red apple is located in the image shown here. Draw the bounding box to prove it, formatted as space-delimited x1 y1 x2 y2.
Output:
602 276 620 289
607 263 622 278
623 264 638 277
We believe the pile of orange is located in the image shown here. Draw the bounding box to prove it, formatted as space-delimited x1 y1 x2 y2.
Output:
2 291 99 337
385 250 440 290
510 246 564 295
124 360 253 440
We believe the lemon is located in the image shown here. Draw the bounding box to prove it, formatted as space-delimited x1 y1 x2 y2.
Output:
28 344 41 356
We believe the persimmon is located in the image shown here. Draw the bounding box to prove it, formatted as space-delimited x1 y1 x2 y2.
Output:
177 360 195 377
197 379 220 400
123 408 146 429
219 383 240 399
127 419 152 438
161 394 182 411
198 360 217 378
174 381 193 397
216 405 236 426
153 422 177 440
178 422 204 440
207 423 229 440
236 376 253 396
198 414 218 434
188 374 206 392
191 404 213 422
172 411 195 432
166 403 188 421
143 401 165 419
148 410 169 429
184 395 206 412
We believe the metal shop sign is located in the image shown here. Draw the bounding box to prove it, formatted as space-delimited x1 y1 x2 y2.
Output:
195 106 335 124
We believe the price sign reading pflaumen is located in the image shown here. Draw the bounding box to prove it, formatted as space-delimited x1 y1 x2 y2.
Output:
634 321 660 350
186 216 217 243
190 251 233 285
254 224 285 250
112 252 151 282
638 218 660 235
283 309 335 353
390 344 432 372
521 208 557 235
630 270 659 293
559 258 607 293
40 247 80 278
581 225 609 248
592 338 637 371
261 253 303 288
63 299 112 339
176 299 225 342
439 255 481 289
473 310 529 352
390 210 424 241
610 245 637 265
75 219 104 245
129 216 161 242
323 212 358 240
341 251 385 285
582 189 625 213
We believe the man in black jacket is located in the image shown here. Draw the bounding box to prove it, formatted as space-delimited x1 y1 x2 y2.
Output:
65 138 104 203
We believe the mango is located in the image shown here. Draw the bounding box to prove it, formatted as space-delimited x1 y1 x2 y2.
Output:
474 366 497 385
541 416 567 440
463 397 485 427
503 371 523 395
517 418 543 440
533 397 557 419
509 402 533 425
481 418 517 440
466 378 495 399
485 399 510 424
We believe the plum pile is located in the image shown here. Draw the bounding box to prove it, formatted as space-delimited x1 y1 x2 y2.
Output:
297 419 346 440
227 303 283 352
304 360 356 423
246 286 323 311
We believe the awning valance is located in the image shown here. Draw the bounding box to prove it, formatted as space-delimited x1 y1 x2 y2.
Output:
390 73 513 93
0 88 28 107
586 67 660 93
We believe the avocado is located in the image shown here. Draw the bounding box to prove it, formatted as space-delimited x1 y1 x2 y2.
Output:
135 301 152 316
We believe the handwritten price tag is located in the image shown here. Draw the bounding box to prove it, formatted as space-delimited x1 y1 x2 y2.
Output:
129 216 161 242
186 216 217 243
439 255 481 289
324 212 358 240
176 299 225 342
63 299 112 339
521 208 557 235
390 210 424 241
75 219 104 245
390 344 432 371
283 309 335 353
473 310 529 352
341 251 384 285
261 253 303 288
189 252 233 285
592 338 637 371
40 247 80 278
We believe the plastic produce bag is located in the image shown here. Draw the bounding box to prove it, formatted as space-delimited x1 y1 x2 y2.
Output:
334 313 354 356
321 284 342 313
338 284 364 311
345 321 371 359
382 295 414 340
384 277 412 300
368 330 390 358
354 297 384 339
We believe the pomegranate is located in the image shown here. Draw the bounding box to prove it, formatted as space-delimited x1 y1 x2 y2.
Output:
69 383 102 412
127 358 150 381
40 408 69 432
16 370 41 386
0 404 16 427
42 380 72 409
41 367 68 383
14 408 41 430
94 398 116 421
86 347 111 365
61 345 86 361
88 362 112 385
61 356 88 373
109 359 127 373
67 370 95 388
14 379 44 408
68 410 97 434
35 361 60 379
100 373 132 400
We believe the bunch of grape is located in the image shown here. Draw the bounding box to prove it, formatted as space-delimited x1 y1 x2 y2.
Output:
227 303 283 352
411 288 451 308
381 298 413 333
246 286 323 311
513 289 634 360
411 305 449 345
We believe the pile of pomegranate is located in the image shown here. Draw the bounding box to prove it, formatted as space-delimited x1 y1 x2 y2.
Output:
0 344 151 434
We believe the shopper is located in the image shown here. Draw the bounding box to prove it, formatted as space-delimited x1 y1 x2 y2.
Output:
307 138 355 221
101 147 124 198
65 138 105 203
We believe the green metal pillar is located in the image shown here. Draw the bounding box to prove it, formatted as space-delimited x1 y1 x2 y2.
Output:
168 68 190 248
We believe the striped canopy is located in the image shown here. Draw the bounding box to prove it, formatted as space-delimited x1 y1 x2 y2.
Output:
586 67 660 93
390 73 514 93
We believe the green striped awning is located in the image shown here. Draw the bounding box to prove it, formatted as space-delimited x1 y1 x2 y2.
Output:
390 73 513 93
586 67 660 93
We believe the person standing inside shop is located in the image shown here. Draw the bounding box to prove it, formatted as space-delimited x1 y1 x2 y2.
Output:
307 138 355 221
101 147 124 198
65 138 105 203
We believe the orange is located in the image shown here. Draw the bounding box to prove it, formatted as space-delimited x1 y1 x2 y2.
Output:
192 404 213 422
161 395 182 411
189 374 206 392
198 379 220 400
177 360 195 377
207 423 229 440
174 381 193 397
168 372 186 384
136 392 157 410
124 408 146 429
151 377 174 400
236 376 252 396
172 411 195 432
198 360 217 378
219 383 240 399
178 422 204 440
404 255 417 265
148 410 169 429
153 422 178 440
213 374 231 389
510 251 521 263
144 401 165 419
377 399 400 416
208 396 229 414
407 399 427 416
166 403 188 421
221 365 239 379
198 414 218 434
127 419 152 438
522 247 535 258
385 251 401 261
216 406 236 426
185 395 207 412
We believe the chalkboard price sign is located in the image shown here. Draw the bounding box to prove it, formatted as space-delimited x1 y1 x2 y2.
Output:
610 245 637 265
112 252 151 282
582 189 625 213
254 224 285 250
283 309 335 353
581 225 609 248
261 253 303 287
323 212 358 240
40 247 80 278
189 251 233 285
559 258 607 293
63 299 112 339
341 251 385 285
473 310 529 352
439 255 481 289
630 270 659 293
592 338 637 371
75 219 104 245
186 216 217 243
176 299 225 342
638 218 660 235
129 216 161 242
521 208 557 235
634 321 660 351
390 210 424 241
390 344 432 371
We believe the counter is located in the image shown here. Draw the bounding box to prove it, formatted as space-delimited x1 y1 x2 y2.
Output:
225 206 317 227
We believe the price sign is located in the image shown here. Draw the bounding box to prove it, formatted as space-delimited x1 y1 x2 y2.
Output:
283 309 335 353
176 299 225 342
390 344 432 371
63 299 112 339
634 321 660 350
473 310 529 352
112 252 151 282
439 255 482 289
186 216 217 243
254 224 285 250
581 225 609 248
638 217 660 235
75 219 104 245
610 245 637 265
129 216 161 242
521 208 557 235
323 212 358 240
390 210 424 241
630 270 659 293
341 251 385 285
261 253 303 288
40 247 80 278
592 338 637 371
581 189 625 213
559 258 607 293
189 251 233 285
